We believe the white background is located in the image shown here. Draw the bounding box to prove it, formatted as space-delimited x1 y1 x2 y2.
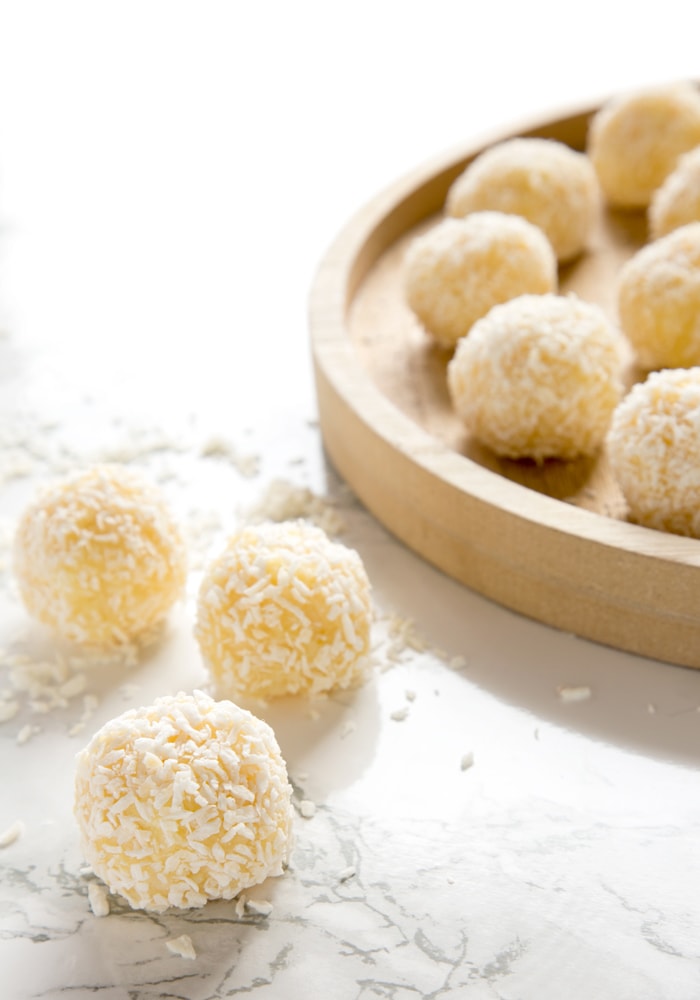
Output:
1 4 699 999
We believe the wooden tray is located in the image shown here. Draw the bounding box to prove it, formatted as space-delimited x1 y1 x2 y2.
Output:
309 103 700 670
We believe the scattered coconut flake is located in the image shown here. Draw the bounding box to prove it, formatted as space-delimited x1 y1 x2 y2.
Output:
199 435 260 477
97 426 189 464
68 693 101 737
307 707 321 722
87 881 110 917
166 934 196 960
58 673 87 700
245 898 273 917
235 893 247 918
449 655 468 671
0 643 136 722
299 799 317 819
557 684 592 703
405 689 417 702
337 865 356 882
460 751 475 771
647 703 657 715
16 723 40 745
246 478 346 535
377 612 431 666
0 820 24 848
390 706 410 722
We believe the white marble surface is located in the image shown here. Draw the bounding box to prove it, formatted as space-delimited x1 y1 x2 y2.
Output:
1 4 700 998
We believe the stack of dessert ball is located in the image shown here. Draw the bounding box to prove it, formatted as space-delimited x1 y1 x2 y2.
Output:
13 463 374 912
403 80 700 539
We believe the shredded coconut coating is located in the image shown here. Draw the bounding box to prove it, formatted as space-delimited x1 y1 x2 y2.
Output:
74 690 293 912
445 138 599 262
403 212 556 349
618 222 700 370
14 465 187 648
649 144 700 239
195 521 372 699
607 368 700 536
587 83 700 209
13 465 187 647
447 293 623 461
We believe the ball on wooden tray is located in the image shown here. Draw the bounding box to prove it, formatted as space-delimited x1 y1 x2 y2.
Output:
13 464 187 647
403 212 556 349
447 293 623 461
608 368 700 537
649 144 700 239
445 137 599 262
618 222 700 370
587 83 700 209
74 690 293 912
195 520 372 700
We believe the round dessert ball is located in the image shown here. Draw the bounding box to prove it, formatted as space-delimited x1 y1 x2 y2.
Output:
74 690 293 912
195 520 373 700
445 137 600 262
13 464 187 647
607 367 700 536
617 222 700 369
447 293 623 461
587 83 700 209
403 212 557 349
649 144 700 239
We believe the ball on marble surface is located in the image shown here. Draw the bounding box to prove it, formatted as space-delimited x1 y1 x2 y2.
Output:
617 222 700 370
403 212 556 349
445 137 600 262
195 520 372 700
649 144 700 239
587 83 700 209
447 293 623 461
607 367 700 536
74 690 293 912
13 464 187 647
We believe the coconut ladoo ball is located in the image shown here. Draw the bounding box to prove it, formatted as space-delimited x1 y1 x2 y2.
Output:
195 520 373 700
403 212 556 349
649 145 700 239
447 293 623 461
74 690 293 912
618 222 700 370
445 137 600 262
608 368 700 536
587 83 700 209
13 464 187 647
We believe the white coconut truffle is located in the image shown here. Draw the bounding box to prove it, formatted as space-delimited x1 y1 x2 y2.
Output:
649 144 700 239
404 212 557 349
608 367 700 536
74 690 293 912
445 137 599 262
447 293 623 461
588 83 700 209
195 520 373 700
618 222 700 370
13 465 187 647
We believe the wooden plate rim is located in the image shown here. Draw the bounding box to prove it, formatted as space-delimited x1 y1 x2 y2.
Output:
309 100 700 668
